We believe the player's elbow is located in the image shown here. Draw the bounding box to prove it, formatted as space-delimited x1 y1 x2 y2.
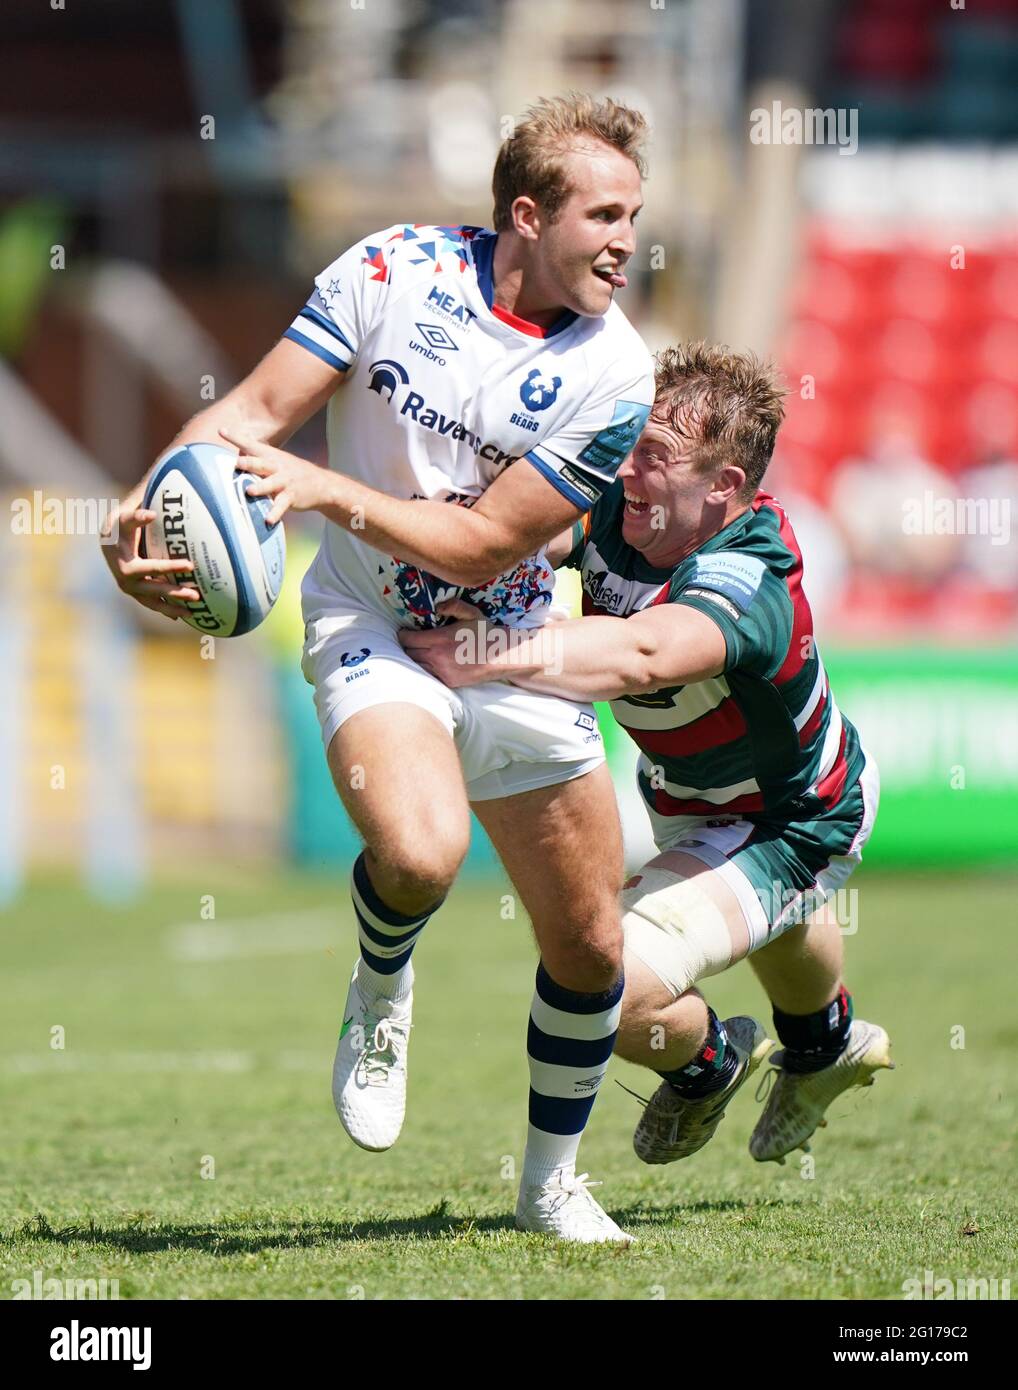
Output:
450 539 526 588
225 389 285 445
453 558 499 587
619 631 667 696
424 556 499 588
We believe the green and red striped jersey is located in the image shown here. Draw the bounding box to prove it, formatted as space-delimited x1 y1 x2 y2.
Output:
564 483 864 820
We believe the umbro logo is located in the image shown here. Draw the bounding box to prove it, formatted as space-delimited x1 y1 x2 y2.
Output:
414 322 458 352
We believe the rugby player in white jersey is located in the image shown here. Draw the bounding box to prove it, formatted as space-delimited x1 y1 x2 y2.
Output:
403 343 894 1171
103 96 655 1243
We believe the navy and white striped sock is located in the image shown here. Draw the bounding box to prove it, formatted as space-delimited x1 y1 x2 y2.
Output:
523 961 623 1186
350 853 440 1003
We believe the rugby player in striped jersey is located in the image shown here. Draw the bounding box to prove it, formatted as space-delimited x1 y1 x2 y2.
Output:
403 342 893 1168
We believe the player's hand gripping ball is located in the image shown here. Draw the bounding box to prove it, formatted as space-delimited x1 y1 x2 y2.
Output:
142 442 286 636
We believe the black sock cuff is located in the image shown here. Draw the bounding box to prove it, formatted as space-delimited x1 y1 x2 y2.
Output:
773 987 853 1070
657 1008 735 1094
535 961 624 1014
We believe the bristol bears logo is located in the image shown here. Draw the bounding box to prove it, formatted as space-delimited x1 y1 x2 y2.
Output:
519 369 562 412
340 648 371 667
367 359 410 402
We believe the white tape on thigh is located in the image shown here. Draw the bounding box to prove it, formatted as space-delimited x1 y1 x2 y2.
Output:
622 866 734 1000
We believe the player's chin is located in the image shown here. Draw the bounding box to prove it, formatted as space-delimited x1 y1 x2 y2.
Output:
621 504 654 548
572 276 614 316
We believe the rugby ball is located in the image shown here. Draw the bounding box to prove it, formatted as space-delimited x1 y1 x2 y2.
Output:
142 442 285 636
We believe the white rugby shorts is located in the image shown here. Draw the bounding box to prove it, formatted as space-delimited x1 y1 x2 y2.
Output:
300 604 605 801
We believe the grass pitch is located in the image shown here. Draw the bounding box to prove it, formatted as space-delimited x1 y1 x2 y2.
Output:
2 867 1015 1300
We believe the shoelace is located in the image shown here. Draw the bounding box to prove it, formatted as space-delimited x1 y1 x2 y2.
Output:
615 1076 710 1122
614 1078 650 1108
358 1017 407 1084
548 1172 602 1216
755 1067 779 1104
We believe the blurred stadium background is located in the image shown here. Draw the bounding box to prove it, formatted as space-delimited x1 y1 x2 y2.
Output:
1 0 1016 897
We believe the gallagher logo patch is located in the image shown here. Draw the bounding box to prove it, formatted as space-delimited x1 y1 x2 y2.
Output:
577 398 651 475
688 552 767 611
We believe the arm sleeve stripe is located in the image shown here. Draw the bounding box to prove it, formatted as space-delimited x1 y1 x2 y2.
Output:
530 441 617 489
299 304 355 353
283 327 350 373
523 451 591 513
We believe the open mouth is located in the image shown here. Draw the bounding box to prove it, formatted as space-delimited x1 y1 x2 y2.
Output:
623 489 649 516
593 265 628 289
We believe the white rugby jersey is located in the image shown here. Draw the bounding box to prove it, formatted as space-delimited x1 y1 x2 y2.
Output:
285 222 654 628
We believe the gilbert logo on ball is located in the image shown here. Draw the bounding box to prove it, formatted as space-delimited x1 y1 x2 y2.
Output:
142 442 286 636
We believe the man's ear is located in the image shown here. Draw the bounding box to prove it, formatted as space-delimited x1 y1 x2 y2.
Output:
708 463 747 505
511 196 540 240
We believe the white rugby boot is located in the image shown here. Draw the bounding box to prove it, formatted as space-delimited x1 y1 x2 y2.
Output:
750 1018 894 1164
632 1016 774 1165
332 964 412 1152
515 1170 634 1245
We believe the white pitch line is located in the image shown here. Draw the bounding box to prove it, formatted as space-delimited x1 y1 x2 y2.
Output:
165 908 339 962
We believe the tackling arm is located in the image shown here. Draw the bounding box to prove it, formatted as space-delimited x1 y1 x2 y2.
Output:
319 456 585 587
228 440 588 589
401 601 728 702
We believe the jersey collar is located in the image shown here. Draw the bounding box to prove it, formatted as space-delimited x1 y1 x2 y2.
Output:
471 231 579 340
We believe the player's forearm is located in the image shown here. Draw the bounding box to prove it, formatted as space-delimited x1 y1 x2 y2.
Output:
484 616 659 702
318 475 518 587
173 388 300 455
119 393 290 517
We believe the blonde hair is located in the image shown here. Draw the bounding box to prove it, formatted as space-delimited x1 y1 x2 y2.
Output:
652 342 788 499
492 93 648 232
